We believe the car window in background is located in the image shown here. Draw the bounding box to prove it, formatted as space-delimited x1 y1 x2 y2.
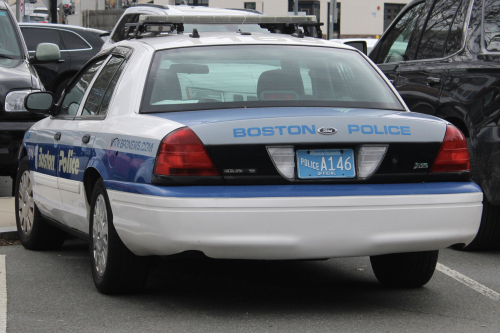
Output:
60 58 105 115
484 0 500 52
21 27 65 51
82 56 124 116
375 2 425 63
142 45 404 113
112 14 139 42
416 0 468 60
0 10 22 58
60 30 91 50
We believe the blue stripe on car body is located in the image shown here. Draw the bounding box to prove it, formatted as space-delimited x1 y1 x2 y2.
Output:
104 180 482 198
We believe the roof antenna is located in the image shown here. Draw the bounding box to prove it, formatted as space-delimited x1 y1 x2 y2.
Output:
190 28 200 38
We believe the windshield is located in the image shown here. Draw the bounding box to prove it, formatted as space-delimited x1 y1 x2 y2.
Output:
0 10 22 60
141 45 404 113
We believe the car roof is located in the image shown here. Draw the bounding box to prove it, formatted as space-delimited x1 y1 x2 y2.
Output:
120 31 357 52
19 23 108 34
0 2 7 10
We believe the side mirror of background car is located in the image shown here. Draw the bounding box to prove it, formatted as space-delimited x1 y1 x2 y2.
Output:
30 43 61 64
24 91 55 114
344 41 368 55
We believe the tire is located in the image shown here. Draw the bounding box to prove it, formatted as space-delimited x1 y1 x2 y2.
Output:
89 178 150 294
54 77 72 103
370 250 438 288
461 138 500 251
15 157 66 251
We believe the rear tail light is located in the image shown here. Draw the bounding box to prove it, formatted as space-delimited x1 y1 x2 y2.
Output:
357 145 388 179
431 124 470 173
154 127 219 176
267 146 295 179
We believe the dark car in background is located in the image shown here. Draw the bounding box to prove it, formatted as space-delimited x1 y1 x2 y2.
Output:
370 0 500 250
62 0 75 15
0 3 59 180
20 23 108 100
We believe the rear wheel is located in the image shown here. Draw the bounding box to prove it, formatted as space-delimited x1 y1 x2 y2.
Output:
370 250 438 288
15 157 66 250
462 138 500 251
89 178 150 294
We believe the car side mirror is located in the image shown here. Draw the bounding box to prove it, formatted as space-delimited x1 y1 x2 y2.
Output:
344 41 368 55
30 43 60 64
24 91 55 114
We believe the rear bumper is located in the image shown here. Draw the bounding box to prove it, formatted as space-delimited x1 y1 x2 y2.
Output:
105 181 483 259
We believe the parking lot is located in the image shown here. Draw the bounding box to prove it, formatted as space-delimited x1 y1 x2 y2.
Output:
0 239 499 332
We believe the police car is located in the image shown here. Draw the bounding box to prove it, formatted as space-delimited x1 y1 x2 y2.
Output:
17 15 483 294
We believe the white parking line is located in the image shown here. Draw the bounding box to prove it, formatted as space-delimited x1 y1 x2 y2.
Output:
0 255 6 333
437 263 500 301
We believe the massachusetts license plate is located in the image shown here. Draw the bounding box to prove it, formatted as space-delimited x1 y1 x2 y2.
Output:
297 149 356 179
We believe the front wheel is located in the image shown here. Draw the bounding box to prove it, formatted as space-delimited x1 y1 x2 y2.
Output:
370 250 438 288
89 178 150 294
15 157 66 250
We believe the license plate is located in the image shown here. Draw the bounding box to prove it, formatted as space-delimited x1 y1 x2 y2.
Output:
297 149 356 179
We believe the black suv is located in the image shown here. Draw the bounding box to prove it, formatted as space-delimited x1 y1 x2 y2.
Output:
370 0 500 250
0 4 59 181
19 24 108 100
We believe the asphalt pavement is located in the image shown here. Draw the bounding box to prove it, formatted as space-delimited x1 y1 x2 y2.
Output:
0 240 499 333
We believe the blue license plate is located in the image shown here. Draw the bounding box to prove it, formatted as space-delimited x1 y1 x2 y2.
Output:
297 149 356 179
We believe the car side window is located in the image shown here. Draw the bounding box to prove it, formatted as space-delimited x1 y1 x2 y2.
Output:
484 0 500 52
444 0 469 56
112 14 139 43
98 61 127 116
416 0 467 60
375 2 425 64
59 58 106 116
60 30 90 50
82 56 125 116
20 27 65 52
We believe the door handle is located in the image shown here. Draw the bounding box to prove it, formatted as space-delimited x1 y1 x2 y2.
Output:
82 134 91 144
427 77 441 85
54 132 61 141
56 59 65 63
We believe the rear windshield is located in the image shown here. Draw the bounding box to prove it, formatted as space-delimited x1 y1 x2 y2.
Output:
0 10 22 59
141 45 404 113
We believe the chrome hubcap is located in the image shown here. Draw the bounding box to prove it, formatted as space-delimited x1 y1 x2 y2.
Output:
92 194 108 277
18 170 34 236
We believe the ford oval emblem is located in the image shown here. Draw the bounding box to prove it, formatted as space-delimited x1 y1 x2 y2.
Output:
318 127 337 135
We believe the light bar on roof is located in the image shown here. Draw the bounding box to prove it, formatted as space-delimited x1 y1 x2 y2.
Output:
138 14 317 25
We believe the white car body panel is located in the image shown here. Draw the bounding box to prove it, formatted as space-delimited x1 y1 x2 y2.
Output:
108 189 483 258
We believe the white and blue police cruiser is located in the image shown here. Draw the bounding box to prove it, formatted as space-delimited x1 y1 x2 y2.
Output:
16 15 483 294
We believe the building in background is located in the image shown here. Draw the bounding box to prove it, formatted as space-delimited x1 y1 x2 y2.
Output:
155 0 410 37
